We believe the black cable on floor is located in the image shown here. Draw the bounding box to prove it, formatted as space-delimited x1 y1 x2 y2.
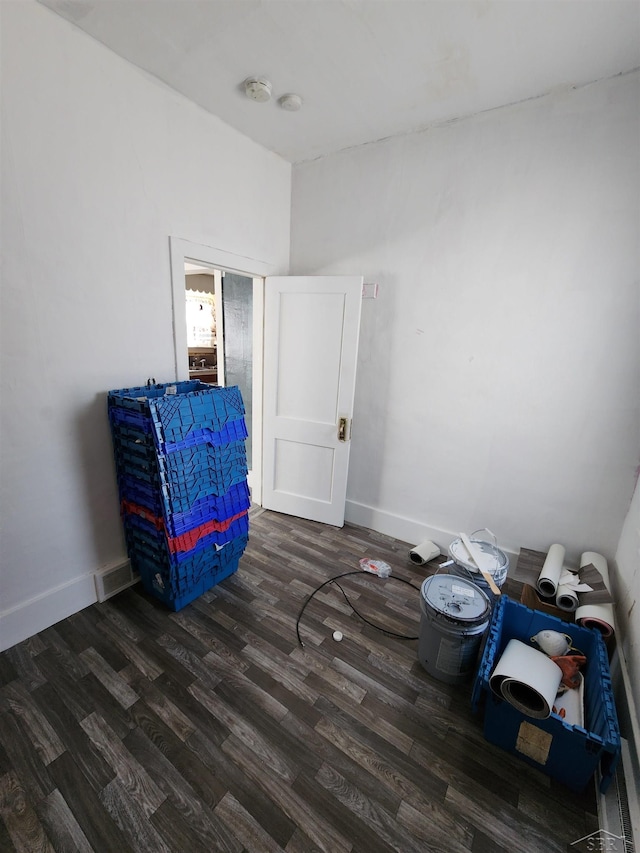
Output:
295 570 421 647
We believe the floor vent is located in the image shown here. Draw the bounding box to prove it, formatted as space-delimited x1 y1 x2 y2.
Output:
598 738 638 853
94 560 139 602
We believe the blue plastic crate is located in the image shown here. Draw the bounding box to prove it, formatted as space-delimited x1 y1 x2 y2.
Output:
115 443 157 467
108 380 211 413
109 381 244 438
109 419 155 450
114 450 159 484
149 386 245 446
133 535 248 611
158 462 248 516
110 412 248 457
132 534 247 593
124 513 249 566
157 418 248 454
138 554 241 612
158 441 247 490
118 479 251 534
117 475 165 515
158 418 249 459
109 406 155 433
160 481 252 536
471 596 620 794
115 441 247 514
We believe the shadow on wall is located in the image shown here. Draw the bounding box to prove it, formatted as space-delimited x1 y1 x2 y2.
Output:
75 393 126 570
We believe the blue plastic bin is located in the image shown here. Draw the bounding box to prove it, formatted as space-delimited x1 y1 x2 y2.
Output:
471 596 620 794
108 381 244 443
117 479 251 536
108 381 250 611
110 413 248 456
134 534 248 611
114 441 247 499
124 513 249 566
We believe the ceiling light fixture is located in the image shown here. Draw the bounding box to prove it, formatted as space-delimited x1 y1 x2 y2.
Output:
243 77 272 103
278 93 303 112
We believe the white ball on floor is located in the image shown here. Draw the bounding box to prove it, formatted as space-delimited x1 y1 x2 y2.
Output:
332 630 343 642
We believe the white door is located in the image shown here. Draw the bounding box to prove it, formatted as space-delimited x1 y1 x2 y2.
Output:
262 276 363 526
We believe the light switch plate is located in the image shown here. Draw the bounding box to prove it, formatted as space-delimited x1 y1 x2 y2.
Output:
362 283 378 298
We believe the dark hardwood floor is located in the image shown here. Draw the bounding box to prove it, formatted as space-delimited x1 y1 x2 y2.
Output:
0 509 598 852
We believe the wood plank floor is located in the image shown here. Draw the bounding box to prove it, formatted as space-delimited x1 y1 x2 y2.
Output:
0 509 598 852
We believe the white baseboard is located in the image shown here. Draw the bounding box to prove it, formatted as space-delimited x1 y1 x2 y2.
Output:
0 570 99 652
605 644 640 844
344 499 520 569
0 505 520 652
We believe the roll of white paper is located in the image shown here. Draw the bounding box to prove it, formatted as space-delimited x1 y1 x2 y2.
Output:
576 552 615 637
579 551 610 589
575 604 615 638
555 570 581 611
490 639 563 719
409 540 441 565
536 544 565 598
555 583 579 611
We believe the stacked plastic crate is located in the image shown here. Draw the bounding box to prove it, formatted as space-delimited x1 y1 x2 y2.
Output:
107 380 250 611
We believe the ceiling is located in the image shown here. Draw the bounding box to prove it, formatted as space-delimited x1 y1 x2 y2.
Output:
38 0 640 163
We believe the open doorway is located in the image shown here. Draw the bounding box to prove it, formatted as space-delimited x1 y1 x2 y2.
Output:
184 264 220 384
170 238 266 505
183 265 254 472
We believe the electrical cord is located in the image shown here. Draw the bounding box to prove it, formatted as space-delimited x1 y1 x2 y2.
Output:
295 570 421 647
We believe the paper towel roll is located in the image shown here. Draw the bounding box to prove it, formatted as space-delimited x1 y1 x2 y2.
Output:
409 540 441 565
490 639 563 719
536 544 565 598
576 552 615 637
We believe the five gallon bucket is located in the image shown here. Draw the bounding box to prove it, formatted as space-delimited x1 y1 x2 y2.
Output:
418 574 491 685
448 530 509 600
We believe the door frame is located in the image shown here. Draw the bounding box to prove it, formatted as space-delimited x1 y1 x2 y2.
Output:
169 237 274 505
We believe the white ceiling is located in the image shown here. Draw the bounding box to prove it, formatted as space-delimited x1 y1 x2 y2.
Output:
39 0 640 163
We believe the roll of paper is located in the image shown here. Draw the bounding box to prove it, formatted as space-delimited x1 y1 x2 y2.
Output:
575 552 615 637
575 605 615 638
490 639 563 720
536 544 565 598
555 582 579 612
579 551 610 589
409 540 441 565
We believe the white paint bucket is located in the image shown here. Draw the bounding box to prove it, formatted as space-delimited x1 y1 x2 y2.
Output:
448 530 509 600
418 574 491 685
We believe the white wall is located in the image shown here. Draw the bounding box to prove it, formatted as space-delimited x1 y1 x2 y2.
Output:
291 71 640 566
0 1 291 649
614 477 640 718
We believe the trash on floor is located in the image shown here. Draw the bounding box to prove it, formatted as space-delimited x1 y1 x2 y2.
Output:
408 540 440 565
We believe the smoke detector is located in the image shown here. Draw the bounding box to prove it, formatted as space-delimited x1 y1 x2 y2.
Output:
243 77 272 103
278 93 303 112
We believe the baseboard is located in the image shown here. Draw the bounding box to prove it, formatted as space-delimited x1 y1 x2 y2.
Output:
344 499 520 569
0 570 99 652
604 644 640 845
